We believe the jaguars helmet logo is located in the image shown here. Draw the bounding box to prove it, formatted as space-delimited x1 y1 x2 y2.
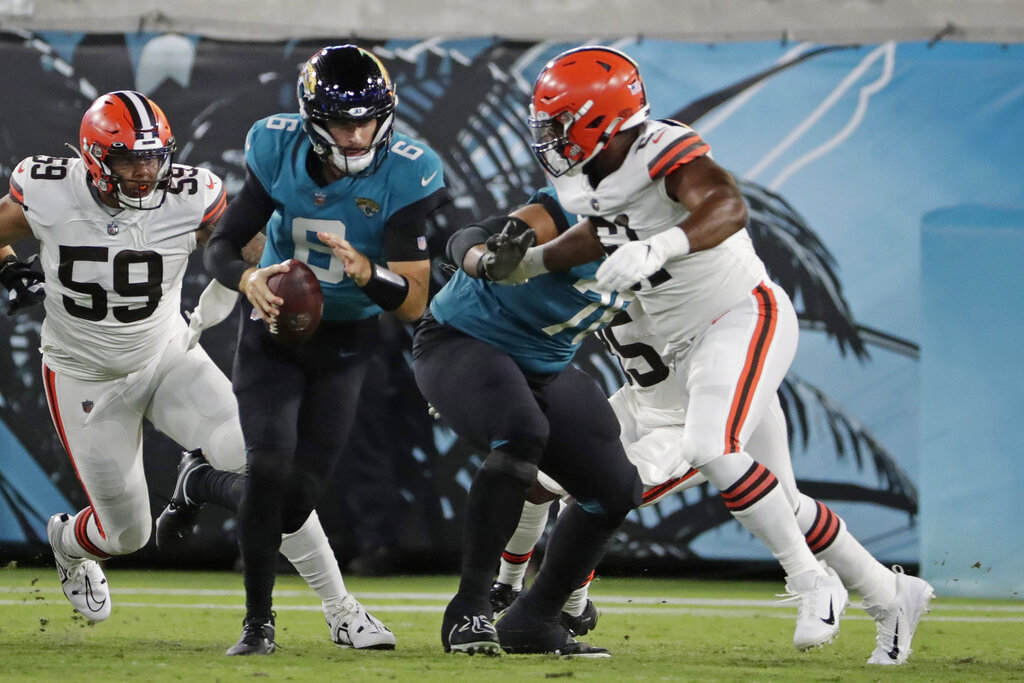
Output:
302 62 318 96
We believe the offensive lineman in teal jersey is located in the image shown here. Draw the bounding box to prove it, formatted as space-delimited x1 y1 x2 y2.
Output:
204 45 448 655
430 188 631 374
412 189 642 656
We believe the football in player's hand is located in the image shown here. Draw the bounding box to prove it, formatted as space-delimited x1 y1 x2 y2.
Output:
265 259 323 344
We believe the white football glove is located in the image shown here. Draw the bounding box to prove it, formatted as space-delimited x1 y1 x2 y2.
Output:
185 279 240 350
594 228 690 293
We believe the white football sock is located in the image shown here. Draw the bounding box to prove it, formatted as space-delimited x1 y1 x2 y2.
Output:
794 494 897 606
703 453 822 579
279 510 347 605
496 500 552 589
562 575 593 616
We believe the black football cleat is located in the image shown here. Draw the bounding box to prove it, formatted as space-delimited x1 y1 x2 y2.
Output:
441 598 501 656
560 599 599 636
154 449 211 555
490 581 522 616
497 602 610 657
226 614 276 656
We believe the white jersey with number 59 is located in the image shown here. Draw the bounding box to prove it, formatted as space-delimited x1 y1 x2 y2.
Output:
548 119 768 348
9 155 226 380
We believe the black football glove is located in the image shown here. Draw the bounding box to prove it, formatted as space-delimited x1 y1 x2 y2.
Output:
478 219 537 281
0 254 46 315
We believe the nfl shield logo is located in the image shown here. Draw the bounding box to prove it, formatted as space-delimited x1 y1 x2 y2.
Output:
82 400 94 414
313 192 327 206
107 222 119 235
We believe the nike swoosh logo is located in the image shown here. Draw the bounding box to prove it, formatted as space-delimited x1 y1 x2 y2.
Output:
84 576 107 613
17 162 25 173
420 171 438 186
820 598 835 626
539 92 567 106
206 177 216 189
887 618 900 660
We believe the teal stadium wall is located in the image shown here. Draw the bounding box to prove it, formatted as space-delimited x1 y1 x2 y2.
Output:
921 206 1024 599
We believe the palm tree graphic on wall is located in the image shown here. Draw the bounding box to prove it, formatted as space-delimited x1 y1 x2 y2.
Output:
0 33 917 562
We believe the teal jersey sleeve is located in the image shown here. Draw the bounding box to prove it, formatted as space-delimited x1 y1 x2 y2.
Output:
430 188 619 374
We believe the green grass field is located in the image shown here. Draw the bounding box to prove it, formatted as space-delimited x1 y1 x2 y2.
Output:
2 565 1022 682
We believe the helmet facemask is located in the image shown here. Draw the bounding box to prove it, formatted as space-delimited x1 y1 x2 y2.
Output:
528 105 631 178
300 105 394 176
83 142 176 210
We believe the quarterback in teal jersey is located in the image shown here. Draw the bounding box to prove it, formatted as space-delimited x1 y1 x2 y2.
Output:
245 110 444 320
204 44 448 655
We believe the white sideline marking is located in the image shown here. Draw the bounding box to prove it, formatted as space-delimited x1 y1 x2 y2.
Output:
3 587 1022 612
1 591 1022 623
0 600 1022 623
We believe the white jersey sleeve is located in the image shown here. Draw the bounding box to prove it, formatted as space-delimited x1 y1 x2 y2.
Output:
15 156 226 379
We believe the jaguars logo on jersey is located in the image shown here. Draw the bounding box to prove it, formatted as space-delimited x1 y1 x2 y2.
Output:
355 197 380 217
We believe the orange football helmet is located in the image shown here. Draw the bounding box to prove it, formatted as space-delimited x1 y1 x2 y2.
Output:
79 90 176 210
529 46 650 177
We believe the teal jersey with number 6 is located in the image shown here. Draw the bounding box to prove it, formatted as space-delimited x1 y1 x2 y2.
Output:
246 113 446 321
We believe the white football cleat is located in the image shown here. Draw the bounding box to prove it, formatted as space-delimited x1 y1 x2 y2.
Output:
866 566 935 665
325 595 396 649
783 567 848 651
47 513 111 622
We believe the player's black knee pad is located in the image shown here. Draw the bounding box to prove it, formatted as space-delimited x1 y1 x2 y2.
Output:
576 472 643 521
491 403 549 466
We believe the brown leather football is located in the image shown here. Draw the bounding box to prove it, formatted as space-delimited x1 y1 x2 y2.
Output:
265 259 323 344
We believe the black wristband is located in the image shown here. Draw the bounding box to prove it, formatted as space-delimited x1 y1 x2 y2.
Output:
360 264 409 312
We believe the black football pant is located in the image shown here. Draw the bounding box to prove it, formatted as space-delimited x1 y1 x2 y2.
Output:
232 311 379 620
413 316 641 615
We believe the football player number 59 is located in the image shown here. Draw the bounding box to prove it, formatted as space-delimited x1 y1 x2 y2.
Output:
58 246 163 323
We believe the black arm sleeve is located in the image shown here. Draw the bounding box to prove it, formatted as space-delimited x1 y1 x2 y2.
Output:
204 168 276 291
445 225 491 265
443 213 528 266
381 188 449 262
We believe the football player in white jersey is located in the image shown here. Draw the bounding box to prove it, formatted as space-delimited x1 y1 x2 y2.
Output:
0 92 394 649
493 298 934 664
493 45 853 651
